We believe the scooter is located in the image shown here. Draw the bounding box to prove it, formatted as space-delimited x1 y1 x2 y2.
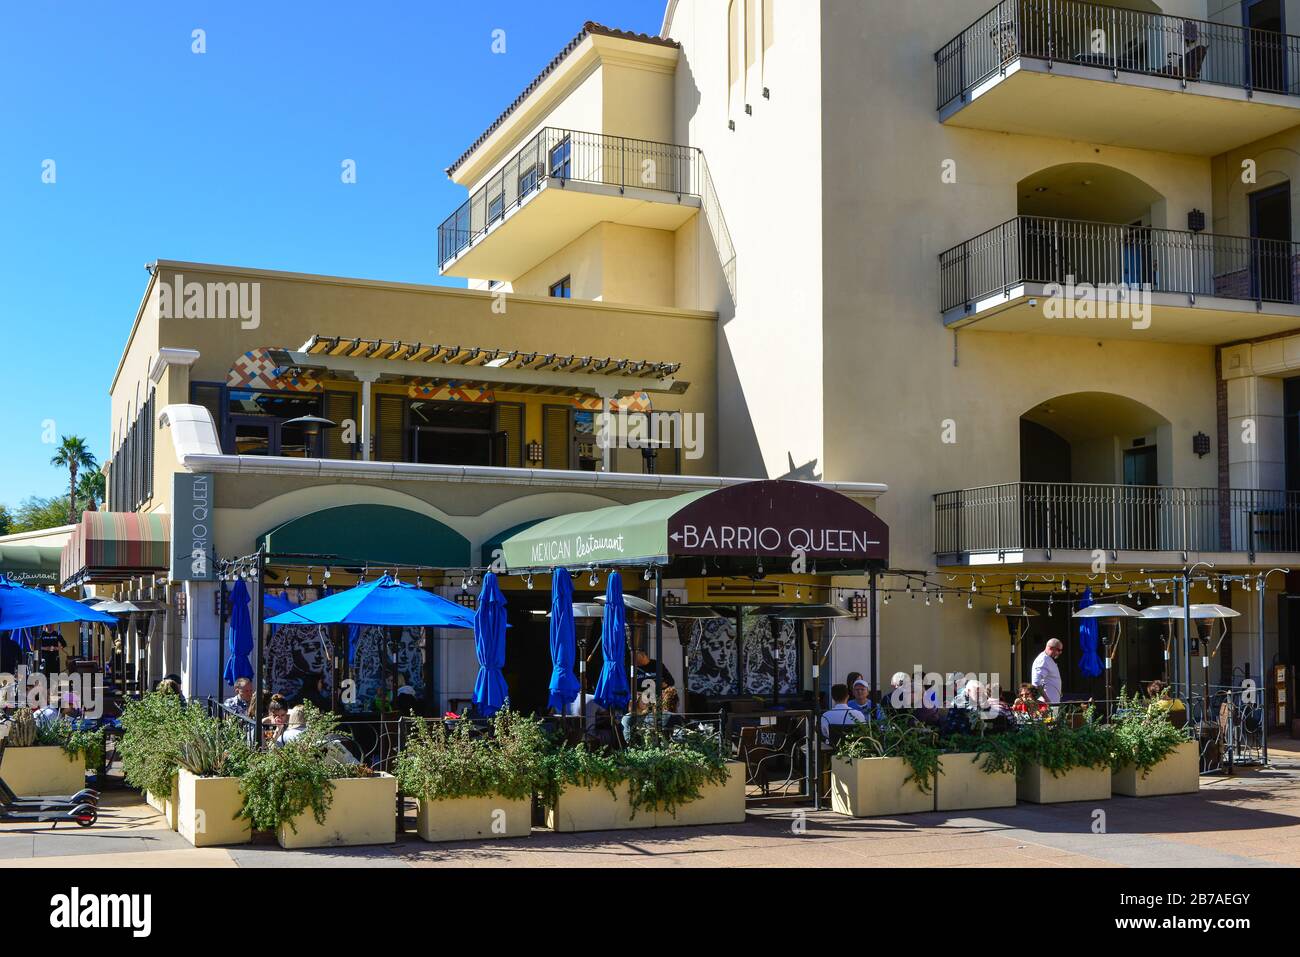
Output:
0 801 97 828
0 774 99 809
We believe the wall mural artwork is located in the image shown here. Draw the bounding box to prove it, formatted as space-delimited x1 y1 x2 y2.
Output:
741 613 799 697
266 624 334 702
227 347 322 392
348 625 427 712
688 616 738 696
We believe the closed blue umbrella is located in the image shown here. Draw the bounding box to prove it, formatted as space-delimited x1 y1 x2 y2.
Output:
593 572 630 711
0 576 116 630
473 572 510 718
547 568 580 711
223 579 255 686
1078 586 1103 678
265 574 475 629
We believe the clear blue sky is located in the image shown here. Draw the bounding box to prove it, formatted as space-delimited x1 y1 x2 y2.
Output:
0 0 662 508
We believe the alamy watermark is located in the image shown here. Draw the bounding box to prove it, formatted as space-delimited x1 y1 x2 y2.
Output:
595 408 704 460
158 272 260 330
1043 274 1150 330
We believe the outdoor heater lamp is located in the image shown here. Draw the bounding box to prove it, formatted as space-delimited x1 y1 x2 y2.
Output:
282 415 338 440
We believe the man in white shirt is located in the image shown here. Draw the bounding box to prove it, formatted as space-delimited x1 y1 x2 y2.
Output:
820 683 866 740
1030 639 1064 704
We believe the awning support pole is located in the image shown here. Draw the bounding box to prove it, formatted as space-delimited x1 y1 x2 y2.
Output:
252 547 267 748
654 566 664 731
869 571 879 699
217 575 229 703
359 374 378 462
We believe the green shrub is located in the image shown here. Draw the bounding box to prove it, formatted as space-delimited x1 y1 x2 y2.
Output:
942 731 1020 776
834 716 942 792
120 692 204 798
396 710 550 803
1011 707 1114 776
1110 690 1190 773
35 719 106 771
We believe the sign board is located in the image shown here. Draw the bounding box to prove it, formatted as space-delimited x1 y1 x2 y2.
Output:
171 473 215 582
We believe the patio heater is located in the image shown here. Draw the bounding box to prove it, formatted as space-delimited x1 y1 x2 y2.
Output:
1071 603 1143 716
1188 603 1241 719
1137 604 1185 684
993 605 1039 691
282 415 337 456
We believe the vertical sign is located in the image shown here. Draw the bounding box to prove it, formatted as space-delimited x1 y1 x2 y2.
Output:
171 473 215 582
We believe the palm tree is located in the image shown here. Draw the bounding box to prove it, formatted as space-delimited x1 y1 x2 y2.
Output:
51 436 97 525
77 470 106 512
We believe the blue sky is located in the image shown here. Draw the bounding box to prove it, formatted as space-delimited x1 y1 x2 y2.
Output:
0 0 662 508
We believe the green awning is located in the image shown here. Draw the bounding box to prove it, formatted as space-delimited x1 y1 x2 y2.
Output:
480 519 548 566
259 504 471 568
0 545 63 587
501 480 889 572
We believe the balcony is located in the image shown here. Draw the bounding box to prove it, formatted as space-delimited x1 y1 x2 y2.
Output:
939 215 1300 342
936 0 1300 154
437 128 702 280
934 482 1300 567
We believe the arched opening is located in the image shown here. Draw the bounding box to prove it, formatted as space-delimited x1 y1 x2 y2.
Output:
1021 391 1172 486
1017 163 1164 226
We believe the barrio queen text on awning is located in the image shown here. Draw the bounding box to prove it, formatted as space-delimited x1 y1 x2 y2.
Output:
670 524 879 557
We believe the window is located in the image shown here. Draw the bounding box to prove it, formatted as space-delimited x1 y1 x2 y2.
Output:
549 276 572 298
200 383 327 458
108 392 155 512
487 192 505 224
406 400 507 467
548 137 571 179
518 165 540 197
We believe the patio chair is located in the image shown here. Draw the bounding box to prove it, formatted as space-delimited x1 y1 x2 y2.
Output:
739 723 801 796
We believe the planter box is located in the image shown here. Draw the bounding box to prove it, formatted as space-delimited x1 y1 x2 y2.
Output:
546 781 641 833
1112 740 1200 797
145 774 179 831
176 769 251 848
654 762 746 827
1017 762 1111 804
1 746 85 797
276 773 396 850
935 753 1016 811
415 794 532 843
830 756 934 818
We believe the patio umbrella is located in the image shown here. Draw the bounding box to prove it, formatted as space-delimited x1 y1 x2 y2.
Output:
223 579 255 686
1077 587 1103 679
265 574 475 629
0 576 117 630
593 572 630 711
547 567 580 712
473 572 510 718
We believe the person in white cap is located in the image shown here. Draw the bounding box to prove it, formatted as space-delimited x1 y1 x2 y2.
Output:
279 705 309 745
1031 639 1064 704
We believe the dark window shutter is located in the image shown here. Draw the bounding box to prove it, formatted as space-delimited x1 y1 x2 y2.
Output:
324 391 358 460
492 402 524 468
190 382 226 452
542 405 571 470
375 394 406 462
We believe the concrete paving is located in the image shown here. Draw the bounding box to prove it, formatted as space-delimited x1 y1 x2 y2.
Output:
3 741 1298 868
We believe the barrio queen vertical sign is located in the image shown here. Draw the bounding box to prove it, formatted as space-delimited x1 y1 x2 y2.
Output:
171 473 215 582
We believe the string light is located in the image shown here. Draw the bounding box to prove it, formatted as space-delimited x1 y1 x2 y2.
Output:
525 573 534 590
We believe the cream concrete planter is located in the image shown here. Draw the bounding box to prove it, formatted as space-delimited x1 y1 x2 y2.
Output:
176 769 251 847
1112 740 1200 797
935 753 1017 812
2 746 85 797
830 756 934 818
415 794 532 842
276 773 397 849
546 780 641 832
654 762 746 827
145 773 179 831
1016 762 1111 804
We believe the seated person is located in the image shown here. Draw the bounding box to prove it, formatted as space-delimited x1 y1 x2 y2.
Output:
848 678 884 720
1013 683 1049 717
820 683 865 743
279 705 308 745
1146 679 1186 715
882 672 912 713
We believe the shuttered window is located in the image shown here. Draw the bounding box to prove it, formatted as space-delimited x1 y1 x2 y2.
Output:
324 391 358 460
374 394 406 461
190 382 226 452
492 402 524 468
542 405 571 470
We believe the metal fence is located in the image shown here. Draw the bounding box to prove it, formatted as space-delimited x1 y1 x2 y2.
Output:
939 215 1300 314
935 482 1300 558
437 127 702 268
937 0 1300 110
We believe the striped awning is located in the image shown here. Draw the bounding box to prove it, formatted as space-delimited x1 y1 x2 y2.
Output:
60 512 170 588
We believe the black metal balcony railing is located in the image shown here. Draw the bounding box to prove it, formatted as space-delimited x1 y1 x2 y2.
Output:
934 482 1300 557
939 214 1300 314
937 0 1300 110
437 127 702 268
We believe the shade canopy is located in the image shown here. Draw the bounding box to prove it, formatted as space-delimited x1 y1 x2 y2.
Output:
0 544 63 588
60 512 169 589
0 576 117 630
501 480 888 574
265 574 475 628
258 505 471 568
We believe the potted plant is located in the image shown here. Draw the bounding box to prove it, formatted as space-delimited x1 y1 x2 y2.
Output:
396 710 546 843
120 691 192 829
174 714 254 847
1 707 96 797
830 717 939 817
1110 691 1198 797
237 704 395 849
1012 707 1113 804
543 731 741 832
937 729 1018 812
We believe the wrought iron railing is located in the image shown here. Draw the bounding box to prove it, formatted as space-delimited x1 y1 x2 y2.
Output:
939 214 1300 314
934 482 1300 557
437 127 701 268
937 0 1300 110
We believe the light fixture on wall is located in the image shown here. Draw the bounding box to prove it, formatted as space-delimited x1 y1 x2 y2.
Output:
526 439 543 465
1188 209 1206 233
1193 431 1211 458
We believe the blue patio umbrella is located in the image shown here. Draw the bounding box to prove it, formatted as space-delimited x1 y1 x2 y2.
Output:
593 572 630 711
265 574 475 629
223 579 255 686
1078 586 1103 678
473 572 510 718
263 590 298 618
547 568 580 711
0 576 116 631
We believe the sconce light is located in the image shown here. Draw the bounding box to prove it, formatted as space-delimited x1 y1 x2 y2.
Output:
1193 431 1211 457
526 439 543 465
1188 209 1206 233
454 592 478 610
849 592 869 619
